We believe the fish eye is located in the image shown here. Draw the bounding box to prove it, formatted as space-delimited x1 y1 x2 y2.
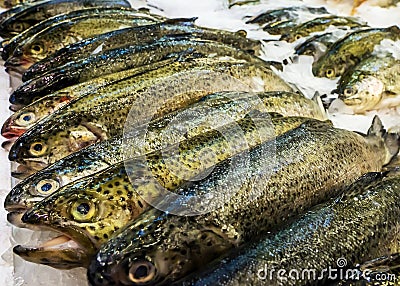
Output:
129 261 156 284
294 34 302 41
29 142 48 157
15 112 36 127
30 43 44 54
235 29 247 38
71 199 96 222
35 179 60 196
325 69 335 78
12 22 26 32
343 87 354 96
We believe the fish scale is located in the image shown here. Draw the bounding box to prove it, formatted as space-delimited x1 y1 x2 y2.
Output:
87 117 398 285
8 57 292 169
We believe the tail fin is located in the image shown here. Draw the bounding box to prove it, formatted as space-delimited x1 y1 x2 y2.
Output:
368 115 400 165
367 115 385 137
311 92 328 120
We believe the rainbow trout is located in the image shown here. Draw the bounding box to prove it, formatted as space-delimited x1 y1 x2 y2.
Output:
280 16 366 43
0 0 41 8
176 172 400 286
337 55 400 113
10 37 270 105
3 58 178 137
23 18 260 81
8 57 292 170
4 10 164 73
87 117 398 285
245 6 328 25
0 7 147 61
0 0 131 37
312 26 400 79
5 91 321 217
13 114 308 269
294 32 345 61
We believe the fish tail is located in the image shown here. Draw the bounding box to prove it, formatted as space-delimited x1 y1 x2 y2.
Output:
312 91 328 120
368 115 400 162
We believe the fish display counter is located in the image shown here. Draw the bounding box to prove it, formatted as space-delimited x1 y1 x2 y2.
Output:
0 0 399 285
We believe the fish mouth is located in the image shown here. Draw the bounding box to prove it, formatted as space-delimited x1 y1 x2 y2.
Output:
12 157 49 171
1 125 27 139
13 233 91 269
18 212 98 269
7 210 43 229
5 65 27 77
11 164 36 179
5 196 44 225
10 104 25 112
2 116 26 139
2 139 15 151
5 56 31 72
7 210 25 227
338 93 362 105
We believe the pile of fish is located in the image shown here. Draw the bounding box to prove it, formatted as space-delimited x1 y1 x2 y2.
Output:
244 5 400 114
0 0 400 285
229 0 400 13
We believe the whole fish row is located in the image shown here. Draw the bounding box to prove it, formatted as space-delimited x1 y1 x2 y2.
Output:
1 1 400 286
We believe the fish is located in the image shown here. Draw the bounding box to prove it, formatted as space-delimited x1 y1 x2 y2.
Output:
175 172 400 286
337 55 400 113
10 37 270 105
312 26 400 79
280 16 366 43
14 114 310 269
263 19 298 35
3 82 322 138
0 0 41 24
4 10 164 73
1 6 153 61
228 0 260 8
7 57 292 170
24 18 261 81
0 0 132 38
4 90 323 217
87 117 399 285
294 31 346 61
3 58 178 136
245 6 329 25
0 0 41 8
